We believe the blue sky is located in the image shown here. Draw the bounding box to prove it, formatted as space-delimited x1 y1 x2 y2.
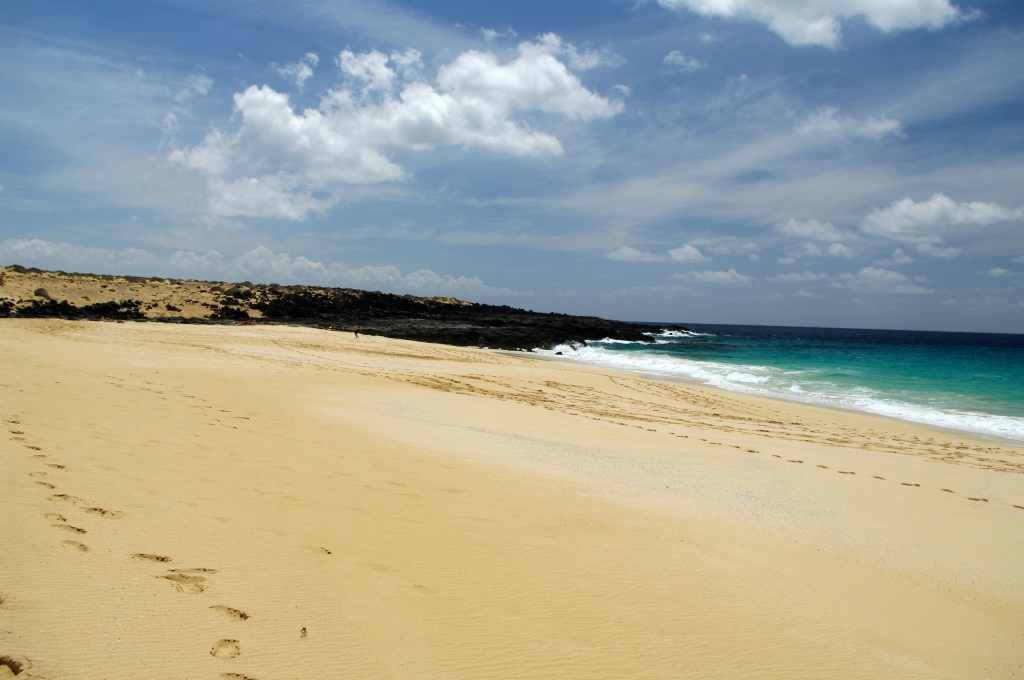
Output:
2 0 1022 332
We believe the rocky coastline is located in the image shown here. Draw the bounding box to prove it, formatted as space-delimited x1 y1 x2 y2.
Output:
0 265 684 350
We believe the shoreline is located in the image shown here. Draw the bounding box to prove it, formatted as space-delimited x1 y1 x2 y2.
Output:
501 347 1024 448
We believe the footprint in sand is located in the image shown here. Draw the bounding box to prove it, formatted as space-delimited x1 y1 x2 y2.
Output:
28 472 46 478
54 524 87 534
0 655 30 679
210 605 249 620
967 497 989 502
35 482 55 489
210 639 241 659
44 513 66 522
132 553 172 563
62 540 89 552
306 546 332 555
220 674 257 680
787 459 803 463
45 464 65 469
85 507 126 518
838 471 855 475
161 568 217 594
942 489 956 493
901 483 920 487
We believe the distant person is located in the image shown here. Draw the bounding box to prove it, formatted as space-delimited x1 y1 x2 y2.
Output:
354 325 359 338
478 336 484 349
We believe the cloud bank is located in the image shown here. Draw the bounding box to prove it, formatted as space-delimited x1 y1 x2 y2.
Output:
861 193 1023 258
656 0 969 48
171 35 624 221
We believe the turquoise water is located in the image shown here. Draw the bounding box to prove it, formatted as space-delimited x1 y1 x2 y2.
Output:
536 324 1024 442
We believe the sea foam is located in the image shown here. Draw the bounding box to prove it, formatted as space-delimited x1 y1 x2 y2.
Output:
538 340 1024 443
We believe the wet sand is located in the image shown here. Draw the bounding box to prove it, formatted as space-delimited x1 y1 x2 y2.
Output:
1 319 1022 678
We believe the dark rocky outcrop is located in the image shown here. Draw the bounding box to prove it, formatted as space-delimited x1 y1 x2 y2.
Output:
11 298 147 320
251 288 672 349
2 274 684 348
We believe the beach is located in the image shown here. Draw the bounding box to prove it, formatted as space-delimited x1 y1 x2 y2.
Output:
2 319 1022 678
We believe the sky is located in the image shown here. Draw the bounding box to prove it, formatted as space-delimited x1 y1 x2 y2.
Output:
1 0 1023 332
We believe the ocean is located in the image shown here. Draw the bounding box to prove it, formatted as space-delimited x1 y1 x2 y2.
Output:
535 324 1024 443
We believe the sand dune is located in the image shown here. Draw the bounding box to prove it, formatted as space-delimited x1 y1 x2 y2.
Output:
1 319 1022 678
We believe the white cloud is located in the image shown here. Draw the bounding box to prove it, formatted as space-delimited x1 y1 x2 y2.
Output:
0 238 158 273
673 268 752 284
605 246 665 262
0 240 513 299
796 107 903 140
664 50 706 72
826 242 855 258
174 74 213 101
834 266 932 294
207 175 339 221
794 290 822 299
529 33 625 71
656 0 969 48
783 240 856 260
605 243 708 262
767 271 824 283
861 193 1023 258
481 27 517 42
275 53 319 91
172 37 623 220
1013 256 1024 263
667 243 710 262
775 217 852 241
978 267 1011 278
875 248 914 265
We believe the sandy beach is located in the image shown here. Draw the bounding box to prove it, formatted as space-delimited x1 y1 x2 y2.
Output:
1 319 1022 679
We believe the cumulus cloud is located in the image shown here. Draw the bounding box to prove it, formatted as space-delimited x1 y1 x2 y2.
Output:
663 50 706 72
655 0 970 48
978 267 1011 278
775 218 852 241
875 248 914 265
781 240 856 261
667 243 710 262
605 243 709 262
171 36 624 220
605 246 664 262
796 107 903 140
834 266 932 294
673 268 752 284
0 239 513 299
275 52 319 91
174 74 213 101
861 193 1023 258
